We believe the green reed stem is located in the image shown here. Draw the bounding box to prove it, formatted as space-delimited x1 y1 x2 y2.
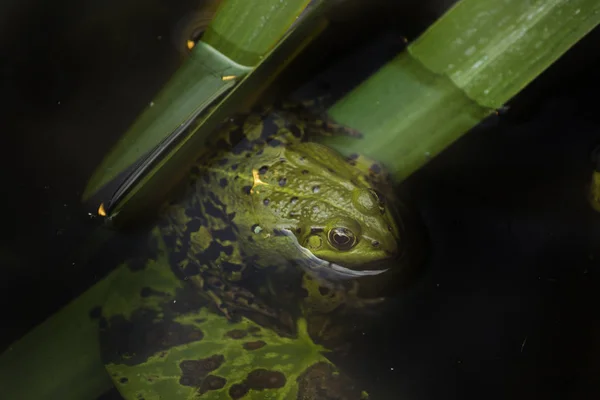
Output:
322 0 600 181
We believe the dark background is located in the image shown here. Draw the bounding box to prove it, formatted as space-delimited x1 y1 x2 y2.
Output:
1 0 599 399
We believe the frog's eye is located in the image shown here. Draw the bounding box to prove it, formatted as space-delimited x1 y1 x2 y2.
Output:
328 227 357 251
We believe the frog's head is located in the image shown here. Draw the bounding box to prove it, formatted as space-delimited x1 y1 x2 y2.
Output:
256 142 402 279
298 187 401 275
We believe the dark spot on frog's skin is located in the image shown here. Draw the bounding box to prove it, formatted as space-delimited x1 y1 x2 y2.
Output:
370 163 382 174
242 185 252 195
185 218 202 233
256 149 264 156
182 262 200 277
194 318 207 324
88 306 102 320
231 163 239 170
212 226 237 242
243 340 267 351
278 177 287 186
119 377 128 384
296 227 302 234
247 235 254 242
310 227 324 234
263 198 270 206
179 376 196 387
218 158 229 166
268 139 282 147
327 167 335 174
222 262 243 273
229 127 245 146
225 329 248 339
288 124 302 137
99 305 205 366
179 354 224 378
199 375 227 394
232 141 254 156
290 196 298 204
297 362 363 399
258 165 269 174
229 383 249 399
302 169 309 174
202 199 224 219
348 153 359 160
179 356 226 389
246 369 286 389
200 241 235 262
219 178 228 188
318 286 330 296
372 240 380 247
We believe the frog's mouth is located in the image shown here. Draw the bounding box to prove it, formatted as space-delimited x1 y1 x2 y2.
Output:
278 229 389 281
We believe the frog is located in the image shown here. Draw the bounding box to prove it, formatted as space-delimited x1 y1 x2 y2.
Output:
98 101 423 399
156 101 404 321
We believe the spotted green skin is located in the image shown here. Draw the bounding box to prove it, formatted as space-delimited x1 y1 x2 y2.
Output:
100 104 405 399
158 104 402 318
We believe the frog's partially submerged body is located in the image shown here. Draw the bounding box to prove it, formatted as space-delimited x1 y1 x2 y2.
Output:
158 103 405 319
100 102 425 399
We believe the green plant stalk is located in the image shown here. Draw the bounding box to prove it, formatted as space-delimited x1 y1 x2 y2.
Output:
83 0 312 201
0 268 119 400
105 3 328 227
321 0 600 182
202 0 312 65
82 43 250 202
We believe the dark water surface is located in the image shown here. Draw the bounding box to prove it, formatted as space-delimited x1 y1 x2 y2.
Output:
1 0 599 399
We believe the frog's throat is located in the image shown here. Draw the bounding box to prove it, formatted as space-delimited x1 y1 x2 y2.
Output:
277 228 389 281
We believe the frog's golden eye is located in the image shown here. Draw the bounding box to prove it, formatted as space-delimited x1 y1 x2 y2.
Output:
328 227 357 251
